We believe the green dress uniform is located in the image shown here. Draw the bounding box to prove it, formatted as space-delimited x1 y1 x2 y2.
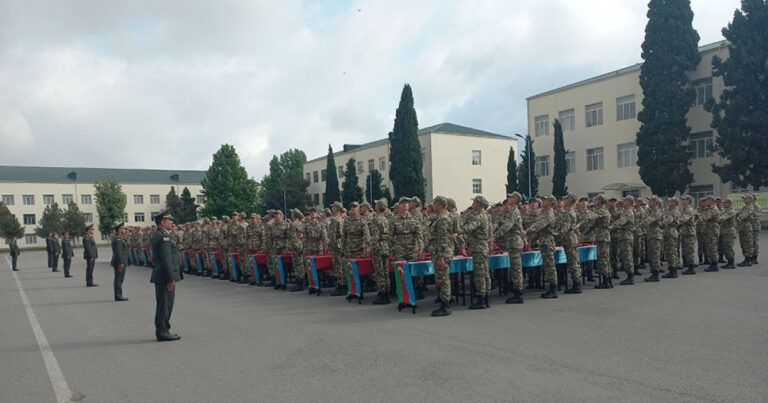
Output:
83 231 98 286
111 229 130 301
10 239 21 271
150 226 182 340
62 237 74 277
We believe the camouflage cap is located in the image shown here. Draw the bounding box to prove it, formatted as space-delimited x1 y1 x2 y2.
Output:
411 196 422 206
564 193 577 202
446 198 456 208
332 201 343 209
544 195 556 204
703 195 714 201
681 194 694 201
741 194 752 200
533 197 542 205
608 197 617 202
349 201 360 208
361 201 371 209
274 209 284 216
202 218 210 224
375 199 388 209
250 213 258 218
232 211 240 217
715 197 723 202
646 195 659 203
471 195 489 207
623 195 635 203
507 191 522 200
668 196 679 203
341 208 347 213
398 196 411 204
594 194 606 203
323 208 331 215
222 215 230 222
433 195 447 206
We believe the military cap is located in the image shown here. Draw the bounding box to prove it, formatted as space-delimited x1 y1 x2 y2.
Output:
715 197 723 202
533 197 542 205
323 208 331 215
681 194 693 202
232 211 240 216
564 193 577 202
342 208 347 213
274 209 284 216
646 195 658 203
222 215 230 222
154 210 174 225
594 194 606 203
668 196 679 203
433 195 448 206
349 201 360 208
240 212 246 217
114 222 124 231
471 195 489 207
332 201 343 209
741 194 752 200
637 199 646 205
85 224 93 230
623 195 635 203
361 202 371 209
543 195 556 204
608 197 617 202
398 196 411 204
507 191 522 200
250 213 258 218
375 199 388 209
293 210 304 218
411 196 422 206
307 206 317 212
703 195 714 201
446 198 456 208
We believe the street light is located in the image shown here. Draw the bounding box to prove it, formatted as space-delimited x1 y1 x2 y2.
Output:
514 133 532 198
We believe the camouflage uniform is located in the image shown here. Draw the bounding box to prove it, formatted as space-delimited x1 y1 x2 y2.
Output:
718 204 736 266
329 210 345 286
527 205 557 287
736 200 754 264
661 202 680 270
303 219 328 255
342 215 370 258
371 203 391 293
679 200 697 270
640 201 663 275
612 203 635 281
428 208 454 303
634 205 647 267
584 202 612 280
495 199 524 298
750 200 760 261
557 202 581 286
289 213 305 285
695 207 706 264
701 202 721 266
462 207 492 299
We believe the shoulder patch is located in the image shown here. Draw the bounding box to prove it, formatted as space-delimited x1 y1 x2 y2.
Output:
163 236 170 241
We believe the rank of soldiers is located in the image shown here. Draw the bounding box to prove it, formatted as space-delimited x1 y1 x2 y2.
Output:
109 192 760 318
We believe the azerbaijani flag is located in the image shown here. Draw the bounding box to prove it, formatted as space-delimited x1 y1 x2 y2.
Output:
182 250 191 272
128 249 135 266
229 253 239 281
196 251 204 272
272 255 286 286
393 261 415 306
143 249 150 267
211 251 221 276
250 254 261 285
345 259 360 297
306 256 320 290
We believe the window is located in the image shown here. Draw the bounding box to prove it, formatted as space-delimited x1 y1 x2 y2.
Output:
617 142 638 168
25 234 37 244
616 95 636 121
305 173 311 182
123 213 129 222
134 212 145 222
622 189 640 198
1 195 13 206
587 147 604 171
691 131 713 159
693 78 713 106
690 185 714 206
730 183 751 194
535 114 549 136
61 194 73 205
559 109 575 131
313 171 319 183
196 195 206 204
321 169 327 181
313 193 320 205
133 195 144 204
83 213 93 223
379 157 386 171
338 166 344 178
81 194 92 205
368 159 374 172
472 150 482 166
587 192 602 203
585 102 603 127
43 194 54 205
23 214 35 225
472 179 482 194
22 194 34 205
565 152 575 174
535 156 550 177
357 161 364 173
150 194 160 204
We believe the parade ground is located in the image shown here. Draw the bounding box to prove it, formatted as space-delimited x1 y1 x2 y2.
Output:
2 237 767 403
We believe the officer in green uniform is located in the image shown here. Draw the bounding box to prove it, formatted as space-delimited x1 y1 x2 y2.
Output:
9 236 21 271
111 223 130 301
150 210 182 342
83 225 98 287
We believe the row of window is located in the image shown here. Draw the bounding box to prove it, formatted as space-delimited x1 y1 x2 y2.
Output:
534 78 713 137
22 213 94 225
2 193 206 207
533 132 714 176
22 232 114 244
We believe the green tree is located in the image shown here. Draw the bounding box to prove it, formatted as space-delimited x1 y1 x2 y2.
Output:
61 201 86 243
165 186 183 222
180 187 199 222
636 0 700 196
0 202 24 242
324 144 341 208
518 135 538 198
364 169 388 203
551 119 568 197
35 202 64 237
342 158 363 206
506 146 519 194
201 144 258 218
388 84 425 200
709 0 768 188
261 148 311 213
94 177 127 236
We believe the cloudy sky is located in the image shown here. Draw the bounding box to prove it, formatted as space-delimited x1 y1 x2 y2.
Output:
0 0 741 179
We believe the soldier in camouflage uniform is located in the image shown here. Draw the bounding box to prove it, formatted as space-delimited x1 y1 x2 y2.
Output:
737 194 755 266
695 204 707 265
498 192 524 304
446 198 462 256
371 199 392 304
718 199 736 269
700 196 721 272
750 194 760 264
192 222 205 275
526 195 558 297
640 196 663 281
461 195 493 308
328 202 346 296
219 216 232 279
270 210 291 289
245 214 264 283
661 197 680 278
608 198 621 279
613 196 636 285
342 202 371 258
584 195 613 288
289 209 306 291
428 196 454 317
559 194 582 294
390 197 424 298
408 197 428 294
678 196 698 275
634 199 647 271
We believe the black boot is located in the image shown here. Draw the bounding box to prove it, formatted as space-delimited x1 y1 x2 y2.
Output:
595 274 610 289
289 282 304 292
505 289 524 304
607 276 614 288
633 268 642 275
484 295 490 308
645 272 660 282
330 285 347 296
718 253 726 263
372 292 391 305
704 262 719 272
468 295 486 310
431 301 452 317
611 268 621 280
540 284 558 298
661 267 678 278
681 264 696 275
722 259 735 269
619 272 634 285
752 255 759 264
737 258 752 267
564 282 582 294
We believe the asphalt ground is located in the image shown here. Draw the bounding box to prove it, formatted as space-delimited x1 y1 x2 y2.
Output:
2 236 767 403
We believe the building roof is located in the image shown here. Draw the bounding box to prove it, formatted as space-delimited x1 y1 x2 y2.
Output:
0 165 206 184
307 122 510 163
527 40 728 100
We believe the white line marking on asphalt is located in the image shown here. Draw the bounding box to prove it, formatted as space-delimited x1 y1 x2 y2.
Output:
6 255 73 403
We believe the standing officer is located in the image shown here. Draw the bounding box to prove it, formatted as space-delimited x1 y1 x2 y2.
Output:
342 202 371 264
429 196 453 317
701 196 721 272
9 236 21 271
83 225 98 287
46 232 54 269
51 233 61 272
111 223 130 301
150 210 182 342
62 232 74 278
560 194 582 294
289 209 306 292
462 195 493 308
371 199 391 304
750 194 760 264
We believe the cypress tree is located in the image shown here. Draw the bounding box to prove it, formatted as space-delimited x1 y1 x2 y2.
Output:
551 119 568 197
709 0 768 188
180 187 199 222
506 146 519 194
388 84 425 200
518 135 538 198
201 144 258 217
342 158 363 206
165 187 183 222
324 144 341 207
636 0 700 196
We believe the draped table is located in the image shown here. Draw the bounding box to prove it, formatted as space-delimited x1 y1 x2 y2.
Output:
303 255 334 294
344 258 375 303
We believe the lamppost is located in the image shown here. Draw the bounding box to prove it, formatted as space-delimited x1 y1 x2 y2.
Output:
514 133 532 198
